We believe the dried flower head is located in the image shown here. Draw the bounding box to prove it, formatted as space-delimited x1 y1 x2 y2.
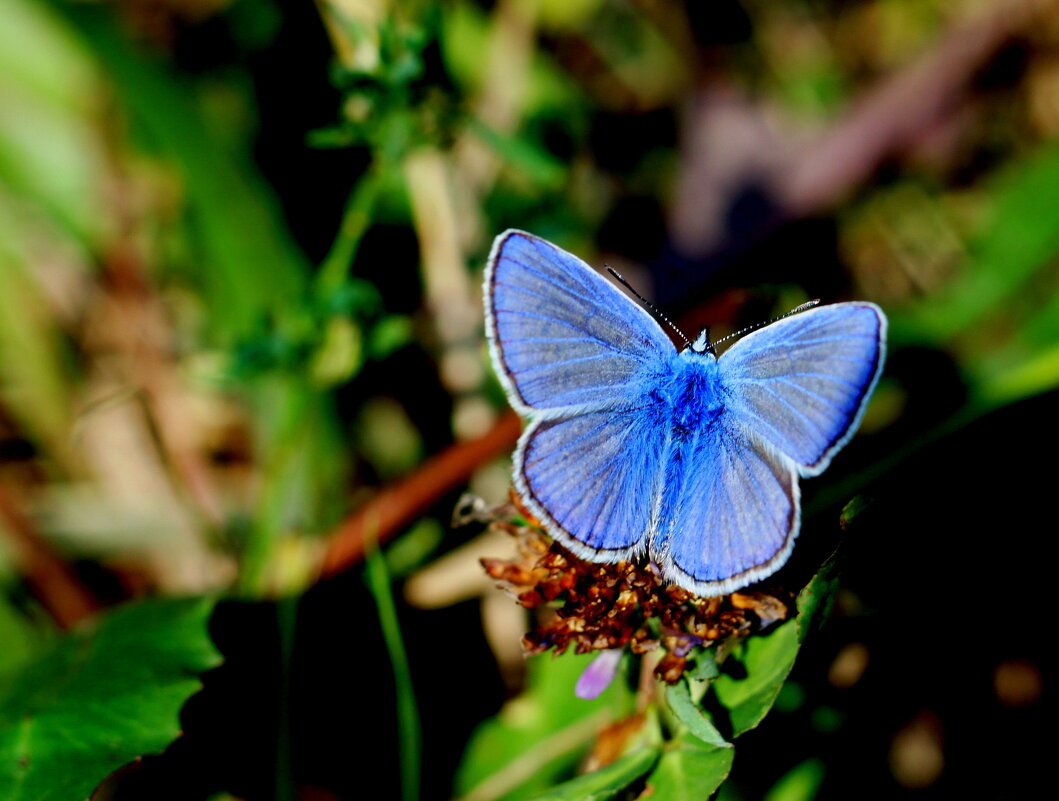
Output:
478 493 794 685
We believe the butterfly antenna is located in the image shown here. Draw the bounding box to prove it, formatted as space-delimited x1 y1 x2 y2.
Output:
710 300 821 350
606 266 693 349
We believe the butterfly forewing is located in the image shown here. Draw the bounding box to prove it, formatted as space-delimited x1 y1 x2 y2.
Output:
486 231 674 414
718 303 886 475
655 422 799 596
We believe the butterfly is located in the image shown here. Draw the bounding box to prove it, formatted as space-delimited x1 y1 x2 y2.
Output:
484 230 886 597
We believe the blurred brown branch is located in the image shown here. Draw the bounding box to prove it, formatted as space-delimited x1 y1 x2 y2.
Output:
0 483 99 629
99 219 227 533
320 411 522 577
674 0 1050 259
778 0 1045 214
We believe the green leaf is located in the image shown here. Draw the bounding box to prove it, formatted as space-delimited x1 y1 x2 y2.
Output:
979 340 1059 408
643 732 735 801
0 235 74 458
764 759 825 801
367 314 414 360
792 554 841 641
838 495 871 530
894 141 1059 344
456 651 636 801
0 597 46 683
665 681 729 748
524 747 659 801
687 648 720 682
0 0 106 245
0 597 221 800
713 557 840 737
467 118 567 190
309 316 364 387
712 620 800 738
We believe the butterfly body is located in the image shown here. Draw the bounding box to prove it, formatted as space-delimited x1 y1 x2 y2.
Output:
662 351 725 436
485 230 886 596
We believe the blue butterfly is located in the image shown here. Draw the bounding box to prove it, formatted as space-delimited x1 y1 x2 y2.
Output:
484 230 886 597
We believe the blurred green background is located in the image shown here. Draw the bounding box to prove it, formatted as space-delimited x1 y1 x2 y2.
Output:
0 0 1055 799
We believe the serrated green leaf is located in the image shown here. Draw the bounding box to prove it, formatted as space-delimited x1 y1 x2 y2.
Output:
643 732 735 801
0 597 221 801
525 747 659 801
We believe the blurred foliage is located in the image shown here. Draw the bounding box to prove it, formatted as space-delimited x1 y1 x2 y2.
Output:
0 0 1056 798
522 747 660 801
456 650 638 801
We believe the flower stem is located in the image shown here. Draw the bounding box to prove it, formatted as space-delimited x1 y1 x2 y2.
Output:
366 536 421 801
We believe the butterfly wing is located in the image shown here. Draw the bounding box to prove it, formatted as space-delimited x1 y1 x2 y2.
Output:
516 406 668 559
486 230 676 557
654 423 799 596
655 302 885 595
718 302 886 476
485 230 675 415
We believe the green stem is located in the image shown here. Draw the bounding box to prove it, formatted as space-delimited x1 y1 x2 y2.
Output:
275 594 299 801
316 159 386 296
366 539 421 801
237 378 314 596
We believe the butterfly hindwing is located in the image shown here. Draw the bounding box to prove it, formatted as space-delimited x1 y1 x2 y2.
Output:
485 230 674 414
516 407 667 558
654 421 799 596
718 302 886 475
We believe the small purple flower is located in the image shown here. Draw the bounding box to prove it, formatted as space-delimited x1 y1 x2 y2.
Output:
576 649 623 700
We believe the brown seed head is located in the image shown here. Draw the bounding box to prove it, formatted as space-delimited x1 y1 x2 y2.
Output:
480 503 794 683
